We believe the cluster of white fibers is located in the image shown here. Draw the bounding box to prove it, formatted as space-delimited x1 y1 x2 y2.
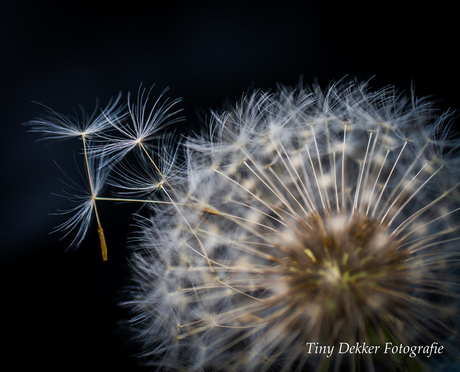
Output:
122 82 460 371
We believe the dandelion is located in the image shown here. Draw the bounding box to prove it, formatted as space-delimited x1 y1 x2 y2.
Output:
124 82 460 371
31 81 460 371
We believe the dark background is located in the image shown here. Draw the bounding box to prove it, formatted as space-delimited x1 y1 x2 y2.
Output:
2 1 459 370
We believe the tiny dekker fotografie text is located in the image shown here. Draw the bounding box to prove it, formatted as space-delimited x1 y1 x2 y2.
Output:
305 342 444 359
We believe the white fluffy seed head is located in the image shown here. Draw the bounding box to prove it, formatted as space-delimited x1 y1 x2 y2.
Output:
32 81 460 371
125 82 460 371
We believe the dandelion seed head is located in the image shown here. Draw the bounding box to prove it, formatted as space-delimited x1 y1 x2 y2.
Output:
123 81 460 371
31 81 460 370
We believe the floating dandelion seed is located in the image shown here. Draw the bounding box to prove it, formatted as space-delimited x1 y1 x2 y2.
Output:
28 96 123 260
49 149 110 255
30 81 460 371
27 88 182 261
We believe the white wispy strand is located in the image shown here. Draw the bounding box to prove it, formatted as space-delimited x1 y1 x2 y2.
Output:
28 93 123 140
107 133 183 198
96 86 184 166
51 150 110 249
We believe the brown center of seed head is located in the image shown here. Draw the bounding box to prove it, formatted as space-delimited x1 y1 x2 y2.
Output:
275 213 410 336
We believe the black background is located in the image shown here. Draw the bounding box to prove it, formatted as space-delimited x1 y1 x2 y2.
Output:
2 1 459 370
